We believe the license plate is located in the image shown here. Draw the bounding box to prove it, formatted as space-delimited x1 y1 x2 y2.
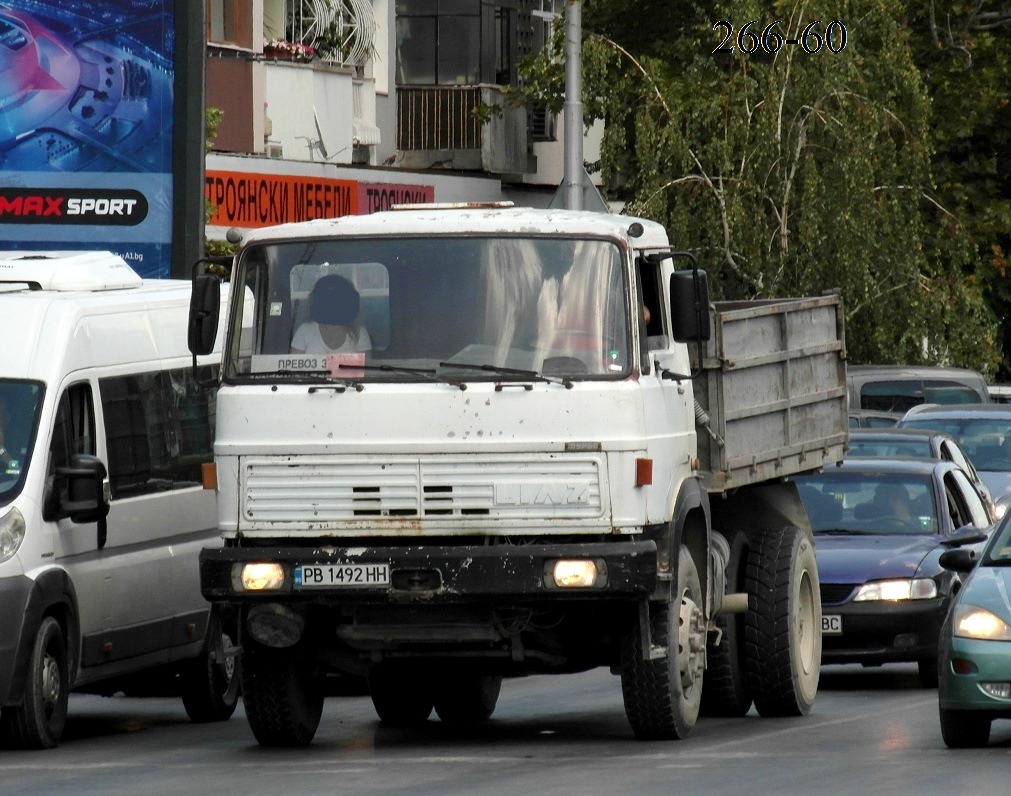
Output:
294 563 390 588
822 614 842 635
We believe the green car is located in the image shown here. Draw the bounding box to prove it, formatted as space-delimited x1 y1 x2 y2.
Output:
938 514 1011 747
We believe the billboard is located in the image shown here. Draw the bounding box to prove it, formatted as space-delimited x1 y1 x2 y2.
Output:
0 1 184 278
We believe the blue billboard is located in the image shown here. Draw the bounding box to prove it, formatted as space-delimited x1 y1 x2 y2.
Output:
0 1 176 278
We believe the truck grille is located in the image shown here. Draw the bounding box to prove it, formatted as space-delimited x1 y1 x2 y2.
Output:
241 456 604 523
820 583 857 605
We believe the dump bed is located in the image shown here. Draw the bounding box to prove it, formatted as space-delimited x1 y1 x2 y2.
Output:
689 294 848 491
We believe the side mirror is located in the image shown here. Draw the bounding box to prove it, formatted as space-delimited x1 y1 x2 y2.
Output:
53 454 109 524
189 275 221 356
942 526 989 548
670 268 710 344
939 547 978 574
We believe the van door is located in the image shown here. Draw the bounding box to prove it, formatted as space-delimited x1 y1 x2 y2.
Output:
47 381 111 638
87 366 218 667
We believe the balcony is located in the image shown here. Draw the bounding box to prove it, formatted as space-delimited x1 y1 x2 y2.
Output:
397 85 532 175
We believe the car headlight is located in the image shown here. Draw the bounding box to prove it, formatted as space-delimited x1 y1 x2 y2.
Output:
852 578 938 602
0 507 26 564
954 604 1011 640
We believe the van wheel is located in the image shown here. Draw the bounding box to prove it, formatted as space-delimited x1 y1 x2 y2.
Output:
620 545 705 740
241 640 323 747
701 530 752 717
433 673 502 724
745 526 821 716
181 613 241 722
369 664 434 727
1 616 69 749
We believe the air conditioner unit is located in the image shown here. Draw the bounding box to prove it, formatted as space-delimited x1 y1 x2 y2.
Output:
266 143 283 158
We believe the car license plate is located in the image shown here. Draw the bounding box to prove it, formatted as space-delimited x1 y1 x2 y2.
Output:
294 563 390 588
822 614 842 635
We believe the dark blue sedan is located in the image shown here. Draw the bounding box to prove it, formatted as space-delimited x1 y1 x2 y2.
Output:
792 458 992 687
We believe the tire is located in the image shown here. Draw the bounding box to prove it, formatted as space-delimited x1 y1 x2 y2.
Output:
368 664 434 727
917 658 939 689
745 526 820 717
701 530 753 717
939 707 991 748
1 616 70 749
620 545 705 740
180 612 241 723
433 673 502 725
240 639 324 747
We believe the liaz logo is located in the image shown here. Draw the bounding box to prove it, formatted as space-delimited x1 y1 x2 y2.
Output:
0 189 148 226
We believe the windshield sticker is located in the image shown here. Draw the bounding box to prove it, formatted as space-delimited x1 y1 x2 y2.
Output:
328 352 366 379
251 354 326 373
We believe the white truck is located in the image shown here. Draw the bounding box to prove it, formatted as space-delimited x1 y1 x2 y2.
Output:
0 252 238 749
190 204 848 746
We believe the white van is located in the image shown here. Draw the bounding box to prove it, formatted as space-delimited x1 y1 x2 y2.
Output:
0 252 236 749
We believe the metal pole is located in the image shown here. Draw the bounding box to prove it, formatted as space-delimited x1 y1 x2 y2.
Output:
563 0 583 210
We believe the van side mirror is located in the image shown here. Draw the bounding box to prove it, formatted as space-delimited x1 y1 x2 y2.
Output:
49 454 109 524
189 275 221 357
670 268 710 343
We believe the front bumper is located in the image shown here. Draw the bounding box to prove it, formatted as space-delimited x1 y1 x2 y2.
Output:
821 596 948 664
200 540 660 605
939 635 1011 715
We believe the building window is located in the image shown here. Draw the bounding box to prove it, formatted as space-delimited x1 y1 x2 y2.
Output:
207 0 240 44
396 0 513 86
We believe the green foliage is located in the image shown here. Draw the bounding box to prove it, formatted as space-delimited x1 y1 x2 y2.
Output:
511 0 1001 374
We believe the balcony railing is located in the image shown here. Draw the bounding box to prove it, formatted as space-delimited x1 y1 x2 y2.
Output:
397 87 482 151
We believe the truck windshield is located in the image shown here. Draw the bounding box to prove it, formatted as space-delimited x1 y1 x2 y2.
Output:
0 380 44 505
224 236 631 383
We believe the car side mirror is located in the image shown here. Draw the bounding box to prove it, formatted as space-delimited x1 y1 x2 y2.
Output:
939 547 978 574
942 526 989 548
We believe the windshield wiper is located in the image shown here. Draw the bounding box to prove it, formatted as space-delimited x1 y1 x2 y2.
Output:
348 363 467 390
438 361 573 389
815 528 876 535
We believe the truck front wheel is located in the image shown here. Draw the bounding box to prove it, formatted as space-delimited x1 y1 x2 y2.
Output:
433 673 502 725
620 545 705 740
241 639 323 747
745 526 820 716
369 664 434 727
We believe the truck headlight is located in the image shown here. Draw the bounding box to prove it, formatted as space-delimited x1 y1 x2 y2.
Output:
546 559 607 589
0 507 26 564
235 562 286 591
853 578 937 602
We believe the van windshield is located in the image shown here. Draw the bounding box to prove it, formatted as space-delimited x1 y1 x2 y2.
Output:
223 235 631 383
0 380 44 504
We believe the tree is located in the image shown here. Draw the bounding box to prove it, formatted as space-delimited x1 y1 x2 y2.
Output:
518 0 999 371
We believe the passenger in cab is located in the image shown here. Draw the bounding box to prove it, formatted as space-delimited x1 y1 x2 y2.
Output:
291 274 372 355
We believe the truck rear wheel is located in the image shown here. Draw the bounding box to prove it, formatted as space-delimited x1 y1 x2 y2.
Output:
180 611 240 723
620 545 704 740
1 616 69 749
241 639 323 747
433 673 502 724
369 664 434 727
701 530 753 717
745 526 820 717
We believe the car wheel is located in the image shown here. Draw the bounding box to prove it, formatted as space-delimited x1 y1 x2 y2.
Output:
939 707 991 748
180 611 241 722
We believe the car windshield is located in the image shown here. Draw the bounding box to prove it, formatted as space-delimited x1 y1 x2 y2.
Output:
900 417 1011 472
847 438 933 459
224 235 631 383
983 512 1011 564
0 380 44 505
794 471 938 535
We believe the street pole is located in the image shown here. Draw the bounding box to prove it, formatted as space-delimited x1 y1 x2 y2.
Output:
563 0 583 210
